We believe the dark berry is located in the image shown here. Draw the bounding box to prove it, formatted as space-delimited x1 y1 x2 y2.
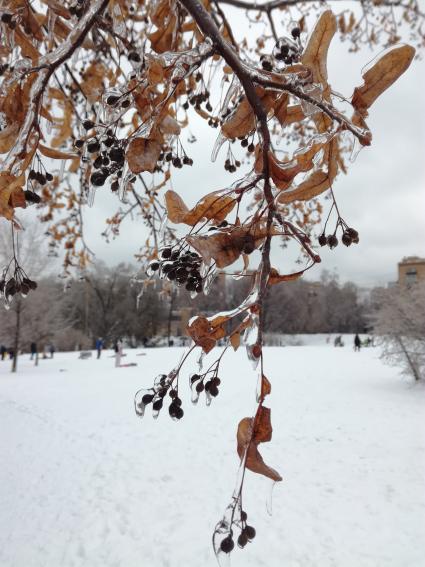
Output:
318 233 327 247
237 532 248 548
240 510 248 522
342 232 352 247
87 140 100 153
24 190 41 204
244 525 256 540
128 51 141 62
291 27 301 39
220 536 234 554
152 399 163 411
83 119 95 130
90 172 107 186
75 139 84 148
109 147 125 162
161 248 172 259
111 180 119 192
142 394 154 404
327 234 338 249
106 95 120 105
195 382 204 393
150 262 160 271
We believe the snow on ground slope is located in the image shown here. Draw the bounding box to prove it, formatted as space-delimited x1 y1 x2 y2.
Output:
0 346 424 567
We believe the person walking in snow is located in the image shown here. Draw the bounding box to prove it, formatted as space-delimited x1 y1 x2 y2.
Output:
95 337 103 359
30 342 37 360
0 345 6 360
354 334 361 352
114 339 123 368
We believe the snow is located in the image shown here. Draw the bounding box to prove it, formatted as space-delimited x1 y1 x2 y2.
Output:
0 345 424 567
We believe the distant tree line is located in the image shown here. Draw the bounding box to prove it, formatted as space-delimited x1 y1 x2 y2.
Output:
0 261 369 358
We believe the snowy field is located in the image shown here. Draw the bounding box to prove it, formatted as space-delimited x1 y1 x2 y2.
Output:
0 345 424 567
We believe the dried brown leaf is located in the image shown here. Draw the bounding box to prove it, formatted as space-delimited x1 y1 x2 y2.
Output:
38 144 78 160
301 10 336 98
237 408 282 482
127 138 162 174
352 45 415 115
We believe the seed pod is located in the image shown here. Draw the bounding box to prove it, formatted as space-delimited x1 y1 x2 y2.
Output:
244 525 256 540
142 394 154 404
342 232 352 247
237 532 248 548
318 233 327 247
327 234 338 249
220 536 234 554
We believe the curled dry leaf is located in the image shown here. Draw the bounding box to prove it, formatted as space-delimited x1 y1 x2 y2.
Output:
277 137 339 203
186 316 226 354
301 10 336 98
187 225 265 269
255 135 333 191
165 190 236 226
237 407 282 482
268 267 304 286
127 138 162 174
352 45 415 116
221 86 275 139
38 144 79 160
0 172 25 220
260 375 271 400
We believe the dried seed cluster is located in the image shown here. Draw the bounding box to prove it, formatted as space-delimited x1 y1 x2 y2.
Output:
135 374 184 420
318 225 359 249
148 247 204 293
0 263 37 306
215 508 256 556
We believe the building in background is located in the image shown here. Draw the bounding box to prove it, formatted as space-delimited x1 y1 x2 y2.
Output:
398 256 425 286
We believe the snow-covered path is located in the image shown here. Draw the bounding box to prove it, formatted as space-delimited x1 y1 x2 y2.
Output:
0 346 424 567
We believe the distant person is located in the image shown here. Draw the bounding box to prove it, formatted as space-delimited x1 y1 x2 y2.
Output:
8 348 14 360
0 345 6 360
95 337 103 359
30 342 37 360
114 339 123 367
49 343 55 359
142 337 148 348
354 334 361 352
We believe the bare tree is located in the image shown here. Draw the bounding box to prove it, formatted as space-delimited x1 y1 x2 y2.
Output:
0 221 55 372
373 283 425 382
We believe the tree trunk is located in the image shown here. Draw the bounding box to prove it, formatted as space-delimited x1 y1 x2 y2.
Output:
167 291 176 346
11 301 21 373
397 336 421 381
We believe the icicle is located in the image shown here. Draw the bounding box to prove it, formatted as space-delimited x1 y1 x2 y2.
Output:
203 265 217 295
266 480 277 516
299 83 323 117
211 132 227 162
220 73 240 119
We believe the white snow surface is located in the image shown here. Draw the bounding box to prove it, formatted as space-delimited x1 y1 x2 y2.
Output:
0 346 424 567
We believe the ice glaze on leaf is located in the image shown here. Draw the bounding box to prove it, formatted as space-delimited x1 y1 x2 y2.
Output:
127 138 162 174
165 190 236 226
352 45 415 116
301 10 336 98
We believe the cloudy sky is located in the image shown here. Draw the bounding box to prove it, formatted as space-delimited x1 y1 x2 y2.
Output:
8 6 424 289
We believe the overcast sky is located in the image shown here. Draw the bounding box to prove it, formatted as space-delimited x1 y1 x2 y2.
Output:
7 8 424 289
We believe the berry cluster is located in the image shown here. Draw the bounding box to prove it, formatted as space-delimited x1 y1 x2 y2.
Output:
148 247 204 294
240 137 256 153
190 372 221 405
135 374 184 420
318 225 359 249
0 263 37 306
214 509 256 556
272 30 302 66
75 125 130 190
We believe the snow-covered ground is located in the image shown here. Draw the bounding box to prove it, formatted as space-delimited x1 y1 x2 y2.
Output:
0 346 424 567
